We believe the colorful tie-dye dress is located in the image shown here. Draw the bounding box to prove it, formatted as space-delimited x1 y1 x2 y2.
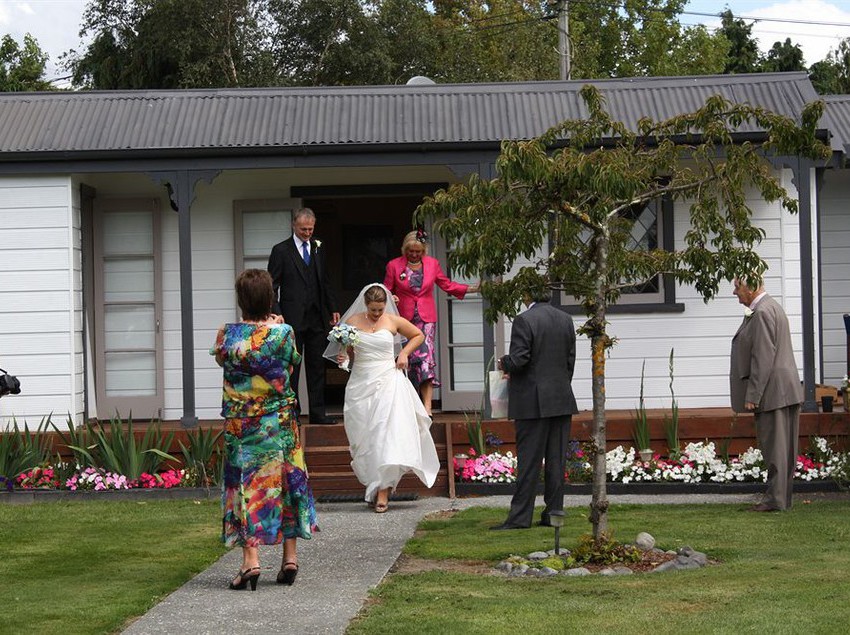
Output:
211 322 318 547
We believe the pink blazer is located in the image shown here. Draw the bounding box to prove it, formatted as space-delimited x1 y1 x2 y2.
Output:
383 255 468 323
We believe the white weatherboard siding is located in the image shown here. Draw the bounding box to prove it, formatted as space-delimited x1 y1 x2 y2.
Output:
0 175 78 430
500 176 806 412
819 170 850 388
5 165 820 427
84 166 461 422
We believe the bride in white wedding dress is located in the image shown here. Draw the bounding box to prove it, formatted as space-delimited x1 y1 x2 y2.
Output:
324 284 439 512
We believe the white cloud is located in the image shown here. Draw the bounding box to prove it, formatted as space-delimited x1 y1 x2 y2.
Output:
694 1 850 65
16 2 36 17
0 0 88 82
749 1 850 64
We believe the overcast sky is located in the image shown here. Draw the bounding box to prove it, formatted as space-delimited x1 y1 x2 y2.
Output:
3 0 850 86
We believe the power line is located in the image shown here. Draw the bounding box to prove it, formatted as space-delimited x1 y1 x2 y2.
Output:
564 0 850 29
683 10 850 29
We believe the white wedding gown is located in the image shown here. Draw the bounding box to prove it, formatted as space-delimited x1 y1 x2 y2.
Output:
343 329 439 502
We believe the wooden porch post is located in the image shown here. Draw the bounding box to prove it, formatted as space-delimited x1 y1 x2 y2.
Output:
147 169 219 428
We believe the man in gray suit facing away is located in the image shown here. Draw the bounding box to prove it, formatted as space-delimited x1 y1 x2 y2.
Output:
730 276 803 511
491 288 578 530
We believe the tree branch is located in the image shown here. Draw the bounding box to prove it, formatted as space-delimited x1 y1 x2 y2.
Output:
605 175 718 221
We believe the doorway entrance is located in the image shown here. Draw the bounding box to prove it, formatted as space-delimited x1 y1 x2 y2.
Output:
305 190 486 415
307 194 421 413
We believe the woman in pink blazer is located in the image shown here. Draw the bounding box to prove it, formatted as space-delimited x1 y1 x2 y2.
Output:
383 230 477 414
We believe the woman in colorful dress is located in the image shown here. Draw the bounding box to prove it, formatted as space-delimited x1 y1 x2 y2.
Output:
383 230 478 415
211 269 317 591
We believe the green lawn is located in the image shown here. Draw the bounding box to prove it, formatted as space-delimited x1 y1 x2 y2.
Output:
0 500 225 635
349 501 850 634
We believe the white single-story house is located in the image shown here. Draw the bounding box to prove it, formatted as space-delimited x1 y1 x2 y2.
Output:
0 71 847 430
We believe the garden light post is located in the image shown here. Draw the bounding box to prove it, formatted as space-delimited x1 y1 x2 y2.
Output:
550 510 565 555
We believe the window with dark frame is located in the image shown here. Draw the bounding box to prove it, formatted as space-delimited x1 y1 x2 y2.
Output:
554 195 682 313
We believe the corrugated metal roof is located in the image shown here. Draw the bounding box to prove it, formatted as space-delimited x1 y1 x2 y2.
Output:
822 95 850 155
0 72 825 158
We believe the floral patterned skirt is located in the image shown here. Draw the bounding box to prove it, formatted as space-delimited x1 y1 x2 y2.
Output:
221 407 318 547
408 315 440 388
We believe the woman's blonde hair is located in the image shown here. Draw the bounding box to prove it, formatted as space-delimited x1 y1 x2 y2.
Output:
401 230 428 256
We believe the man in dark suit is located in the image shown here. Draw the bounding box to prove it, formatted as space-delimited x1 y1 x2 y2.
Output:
491 288 578 530
730 276 803 511
268 208 339 424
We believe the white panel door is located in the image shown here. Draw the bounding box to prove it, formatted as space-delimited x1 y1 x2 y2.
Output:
93 198 163 419
433 232 486 412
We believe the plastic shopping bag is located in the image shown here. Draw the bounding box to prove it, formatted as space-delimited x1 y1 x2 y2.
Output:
488 370 509 419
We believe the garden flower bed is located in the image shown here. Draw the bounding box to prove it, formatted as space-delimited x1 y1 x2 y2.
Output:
453 437 849 496
0 417 222 501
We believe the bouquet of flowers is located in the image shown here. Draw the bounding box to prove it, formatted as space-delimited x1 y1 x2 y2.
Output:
328 323 360 371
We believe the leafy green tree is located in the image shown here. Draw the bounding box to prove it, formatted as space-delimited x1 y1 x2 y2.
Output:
571 0 728 78
416 85 829 538
761 38 806 72
67 0 275 88
426 0 558 83
0 33 52 91
809 38 850 95
267 0 437 86
719 9 761 74
426 0 728 82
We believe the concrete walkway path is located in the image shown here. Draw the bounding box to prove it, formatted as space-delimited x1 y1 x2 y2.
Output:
122 492 759 635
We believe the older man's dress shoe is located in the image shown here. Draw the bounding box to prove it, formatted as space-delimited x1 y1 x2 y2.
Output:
748 503 780 512
489 522 528 531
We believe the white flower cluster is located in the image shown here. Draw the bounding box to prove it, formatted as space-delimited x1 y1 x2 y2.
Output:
605 441 767 484
605 437 845 485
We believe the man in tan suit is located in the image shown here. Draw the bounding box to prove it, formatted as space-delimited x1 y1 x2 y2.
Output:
730 277 803 511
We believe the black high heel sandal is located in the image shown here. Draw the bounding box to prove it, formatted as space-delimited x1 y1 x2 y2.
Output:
276 561 298 585
229 566 261 591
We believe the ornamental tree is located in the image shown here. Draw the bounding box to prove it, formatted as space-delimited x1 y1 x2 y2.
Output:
415 85 829 539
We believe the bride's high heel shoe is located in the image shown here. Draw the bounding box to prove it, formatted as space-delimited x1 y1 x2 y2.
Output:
229 566 261 591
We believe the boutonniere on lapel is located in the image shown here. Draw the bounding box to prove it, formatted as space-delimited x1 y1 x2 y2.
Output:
743 307 754 318
399 271 407 281
314 240 321 249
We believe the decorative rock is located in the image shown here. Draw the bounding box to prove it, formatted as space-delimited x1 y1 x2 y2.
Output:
665 550 677 555
563 567 592 576
677 545 695 557
599 567 616 576
547 548 571 556
496 561 513 573
512 563 529 575
524 568 542 577
611 565 634 575
686 551 708 566
635 532 656 551
539 567 559 577
527 551 549 560
651 551 707 572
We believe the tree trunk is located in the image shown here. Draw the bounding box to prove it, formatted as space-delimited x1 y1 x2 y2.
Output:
588 233 609 540
589 332 610 539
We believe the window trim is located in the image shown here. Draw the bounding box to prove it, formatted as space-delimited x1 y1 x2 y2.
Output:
233 198 302 276
555 195 683 314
